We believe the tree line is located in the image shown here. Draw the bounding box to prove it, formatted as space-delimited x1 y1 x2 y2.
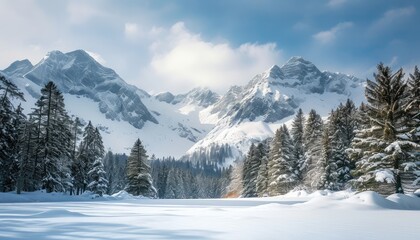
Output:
235 64 420 197
0 77 156 197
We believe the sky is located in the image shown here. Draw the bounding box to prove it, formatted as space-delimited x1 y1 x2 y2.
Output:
0 0 419 94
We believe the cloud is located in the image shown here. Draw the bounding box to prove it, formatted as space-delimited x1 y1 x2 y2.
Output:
144 22 282 93
67 1 103 24
313 22 353 44
327 0 347 8
370 6 416 32
124 23 141 40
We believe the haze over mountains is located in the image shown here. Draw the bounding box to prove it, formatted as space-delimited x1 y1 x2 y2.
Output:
0 50 365 164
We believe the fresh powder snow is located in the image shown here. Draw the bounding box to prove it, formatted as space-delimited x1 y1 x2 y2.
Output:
0 191 419 240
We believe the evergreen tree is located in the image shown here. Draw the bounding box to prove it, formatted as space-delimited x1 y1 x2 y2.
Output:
86 127 106 195
256 153 268 197
0 75 25 192
405 66 420 144
87 158 108 196
401 66 420 192
302 109 324 190
276 125 299 194
349 64 419 195
267 130 282 196
290 108 306 181
29 82 72 193
324 102 356 190
242 143 264 197
126 139 156 198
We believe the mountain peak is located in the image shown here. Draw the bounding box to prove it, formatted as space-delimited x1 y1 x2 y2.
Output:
266 65 284 79
3 59 33 77
283 56 314 66
44 50 65 59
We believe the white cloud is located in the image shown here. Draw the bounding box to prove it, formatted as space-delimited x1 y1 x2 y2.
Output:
327 0 347 8
67 1 103 24
313 22 353 44
144 22 282 93
124 23 141 40
371 6 416 32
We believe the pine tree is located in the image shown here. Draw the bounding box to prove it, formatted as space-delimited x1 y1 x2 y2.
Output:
324 102 356 190
349 64 419 195
401 66 420 192
86 127 107 195
290 108 305 181
302 109 324 191
0 75 25 192
87 158 108 196
267 130 282 196
126 139 156 198
405 66 420 144
256 154 268 197
75 122 105 194
29 82 72 193
242 143 264 197
276 125 299 194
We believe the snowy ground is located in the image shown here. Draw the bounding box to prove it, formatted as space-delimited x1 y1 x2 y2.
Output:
0 191 419 240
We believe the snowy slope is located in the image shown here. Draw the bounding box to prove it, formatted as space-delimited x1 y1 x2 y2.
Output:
0 51 215 158
0 191 419 239
1 52 365 162
186 57 365 164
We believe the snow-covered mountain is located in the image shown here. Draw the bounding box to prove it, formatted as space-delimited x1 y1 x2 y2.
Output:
0 50 214 158
1 51 365 164
184 57 365 164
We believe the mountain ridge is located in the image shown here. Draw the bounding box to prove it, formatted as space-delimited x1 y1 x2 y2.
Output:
1 51 365 163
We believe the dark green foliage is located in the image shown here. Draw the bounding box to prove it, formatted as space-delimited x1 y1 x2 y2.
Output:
303 109 324 190
290 108 305 181
349 64 420 195
126 139 156 198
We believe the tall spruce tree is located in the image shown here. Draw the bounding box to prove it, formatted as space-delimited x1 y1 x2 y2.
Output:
0 75 25 192
349 64 419 195
242 143 264 197
302 109 324 190
267 130 282 196
290 108 305 181
324 101 356 190
256 153 268 197
276 125 299 194
126 139 156 198
29 82 72 193
87 127 106 195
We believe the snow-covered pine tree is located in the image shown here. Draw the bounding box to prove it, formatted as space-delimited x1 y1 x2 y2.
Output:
87 127 107 195
267 130 282 196
126 139 156 198
401 66 420 192
29 81 72 193
75 121 101 194
256 153 268 197
302 109 324 191
349 64 419 195
290 108 306 181
321 120 333 190
405 66 420 144
87 158 108 196
16 114 40 192
0 75 25 192
242 143 264 197
69 117 83 194
276 125 299 194
324 101 357 190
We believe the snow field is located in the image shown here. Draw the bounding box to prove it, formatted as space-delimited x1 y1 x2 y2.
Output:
0 191 419 240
